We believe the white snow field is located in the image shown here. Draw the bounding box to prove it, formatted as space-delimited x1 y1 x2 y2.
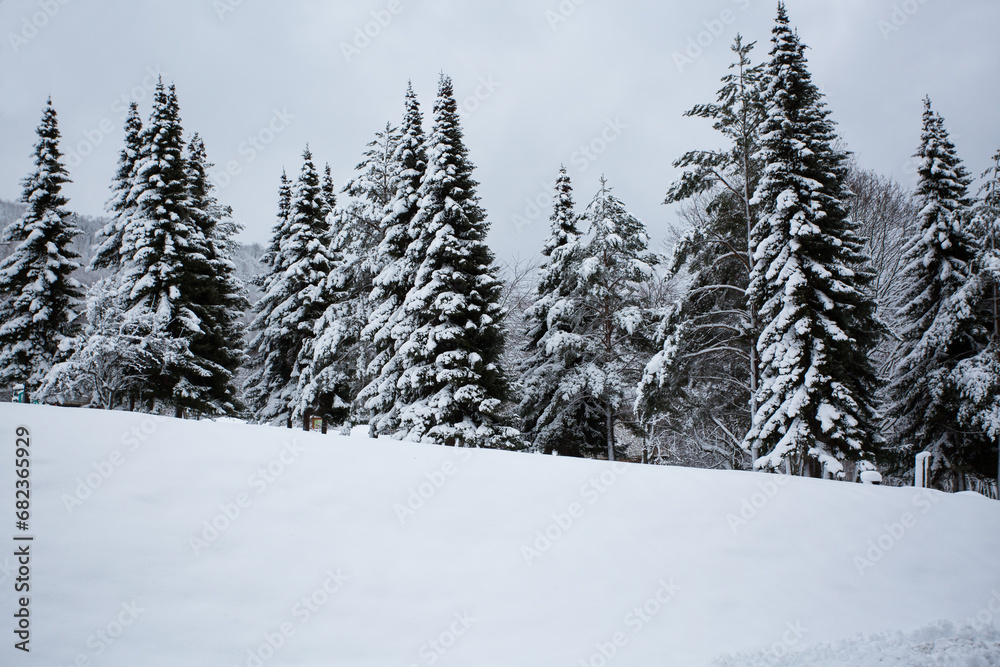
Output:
2 403 999 666
714 620 1000 665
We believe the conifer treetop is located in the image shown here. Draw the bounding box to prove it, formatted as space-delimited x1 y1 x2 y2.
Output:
393 73 514 448
92 102 143 273
745 4 881 474
0 98 83 393
886 98 982 476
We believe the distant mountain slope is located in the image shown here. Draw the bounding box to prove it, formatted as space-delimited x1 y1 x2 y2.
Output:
0 197 264 298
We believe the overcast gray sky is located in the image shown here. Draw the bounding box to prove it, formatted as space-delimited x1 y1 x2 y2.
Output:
2 0 998 262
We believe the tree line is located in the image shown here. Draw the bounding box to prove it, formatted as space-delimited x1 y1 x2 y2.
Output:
637 5 1000 491
1 3 997 492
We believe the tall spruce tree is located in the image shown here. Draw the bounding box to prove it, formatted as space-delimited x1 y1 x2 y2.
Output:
183 134 247 415
322 164 336 215
116 82 223 416
0 99 83 400
887 99 991 489
48 103 147 409
393 74 517 448
518 168 605 455
339 121 402 291
575 178 658 461
244 170 297 424
745 4 881 476
296 258 357 429
292 164 358 429
244 148 339 427
77 102 145 409
965 146 1000 489
638 36 766 466
92 101 142 274
302 122 403 427
359 84 427 435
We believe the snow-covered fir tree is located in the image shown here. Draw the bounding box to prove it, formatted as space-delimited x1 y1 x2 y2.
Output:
573 178 658 460
518 167 605 456
393 74 518 448
0 99 83 400
322 164 336 213
359 83 427 435
953 144 1000 489
292 164 358 429
91 101 142 274
637 36 766 467
244 148 339 427
244 170 296 424
745 4 882 476
296 261 357 429
116 82 231 416
45 103 147 408
339 121 402 291
887 99 994 489
300 122 403 428
39 277 155 408
183 133 248 415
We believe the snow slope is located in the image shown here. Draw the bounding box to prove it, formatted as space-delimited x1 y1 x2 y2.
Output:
1 403 999 666
714 620 1000 666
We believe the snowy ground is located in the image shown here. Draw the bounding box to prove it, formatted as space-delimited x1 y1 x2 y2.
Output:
714 621 1000 666
1 404 999 666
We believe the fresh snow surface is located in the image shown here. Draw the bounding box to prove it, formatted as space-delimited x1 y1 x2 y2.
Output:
2 403 999 666
713 620 1000 666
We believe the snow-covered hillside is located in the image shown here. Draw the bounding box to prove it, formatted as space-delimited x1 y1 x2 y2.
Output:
2 403 999 666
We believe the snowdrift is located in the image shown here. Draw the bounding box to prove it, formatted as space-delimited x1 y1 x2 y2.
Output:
1 403 999 666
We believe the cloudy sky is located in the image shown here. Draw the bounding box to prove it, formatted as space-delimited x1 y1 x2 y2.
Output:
1 0 998 262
